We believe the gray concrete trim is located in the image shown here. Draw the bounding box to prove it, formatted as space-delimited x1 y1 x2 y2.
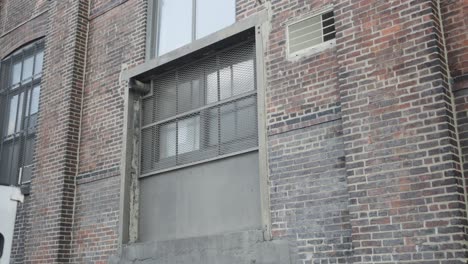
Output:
145 0 157 60
118 86 136 250
255 22 272 241
125 9 267 81
139 147 259 178
112 229 292 264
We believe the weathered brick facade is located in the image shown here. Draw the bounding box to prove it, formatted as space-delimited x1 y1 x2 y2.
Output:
0 0 467 263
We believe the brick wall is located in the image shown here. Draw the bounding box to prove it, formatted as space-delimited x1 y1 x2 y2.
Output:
71 0 146 261
444 0 468 219
335 0 466 263
0 0 47 35
0 1 48 263
441 0 468 91
268 120 352 263
24 0 90 262
263 0 353 263
1 0 467 263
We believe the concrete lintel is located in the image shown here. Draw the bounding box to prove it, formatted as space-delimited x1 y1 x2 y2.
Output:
122 10 268 81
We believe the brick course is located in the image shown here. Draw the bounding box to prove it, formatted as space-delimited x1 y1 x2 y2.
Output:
0 0 467 263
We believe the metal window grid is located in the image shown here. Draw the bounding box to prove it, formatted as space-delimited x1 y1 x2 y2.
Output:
0 40 44 186
141 40 258 176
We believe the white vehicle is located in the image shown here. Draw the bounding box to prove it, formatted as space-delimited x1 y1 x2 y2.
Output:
0 186 23 264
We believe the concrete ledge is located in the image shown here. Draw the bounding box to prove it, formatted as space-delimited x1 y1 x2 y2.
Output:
111 230 291 264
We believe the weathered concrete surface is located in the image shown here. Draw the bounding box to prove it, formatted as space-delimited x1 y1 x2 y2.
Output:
139 152 262 242
111 230 291 264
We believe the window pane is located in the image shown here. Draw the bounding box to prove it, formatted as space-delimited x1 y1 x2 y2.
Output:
156 74 177 120
196 0 235 39
219 66 232 100
207 108 219 146
34 51 44 75
0 143 13 185
11 62 21 86
220 103 236 143
159 122 176 159
158 0 193 55
178 116 200 154
7 95 18 135
233 59 255 96
206 71 218 104
30 85 40 115
20 136 35 183
15 92 24 133
236 96 257 140
22 55 34 81
178 79 202 113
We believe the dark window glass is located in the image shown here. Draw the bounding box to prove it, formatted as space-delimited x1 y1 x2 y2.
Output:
142 41 257 174
0 40 44 186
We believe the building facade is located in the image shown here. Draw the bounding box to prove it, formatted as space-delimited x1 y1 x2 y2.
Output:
0 0 467 263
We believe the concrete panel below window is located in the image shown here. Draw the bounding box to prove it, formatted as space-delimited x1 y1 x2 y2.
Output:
139 151 262 242
113 230 292 264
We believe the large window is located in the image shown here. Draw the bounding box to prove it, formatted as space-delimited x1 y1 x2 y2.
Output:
155 0 236 56
0 40 44 186
141 40 257 175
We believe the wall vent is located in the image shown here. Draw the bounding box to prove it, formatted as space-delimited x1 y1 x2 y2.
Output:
288 10 336 56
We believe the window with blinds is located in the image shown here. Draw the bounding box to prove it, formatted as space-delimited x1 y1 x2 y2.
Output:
288 10 336 56
141 40 258 175
0 40 44 186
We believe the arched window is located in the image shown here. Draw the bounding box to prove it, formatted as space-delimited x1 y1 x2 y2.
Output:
0 39 44 186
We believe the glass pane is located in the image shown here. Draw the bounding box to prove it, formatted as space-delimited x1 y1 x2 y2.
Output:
0 143 13 185
196 0 235 39
233 59 255 96
206 71 218 104
178 80 202 113
159 122 176 159
22 55 34 81
236 97 257 139
7 95 18 135
15 92 24 133
11 62 21 86
208 108 219 146
219 66 232 100
156 74 177 120
178 116 200 154
21 137 35 183
34 51 44 75
30 85 40 115
158 0 193 55
220 103 236 143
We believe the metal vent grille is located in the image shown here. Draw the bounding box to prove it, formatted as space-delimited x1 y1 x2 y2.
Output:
141 41 257 175
288 10 336 55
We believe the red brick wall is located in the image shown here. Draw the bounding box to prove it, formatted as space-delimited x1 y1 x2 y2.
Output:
0 1 48 263
441 0 468 91
1 0 467 263
24 0 90 262
71 0 146 261
335 0 466 262
0 0 47 35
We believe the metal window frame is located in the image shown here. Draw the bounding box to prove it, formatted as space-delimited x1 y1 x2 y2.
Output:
146 0 237 60
119 10 271 249
286 5 336 60
0 40 44 187
140 40 258 176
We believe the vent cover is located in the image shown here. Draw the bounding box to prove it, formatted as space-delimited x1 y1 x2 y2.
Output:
141 41 258 175
288 10 336 56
